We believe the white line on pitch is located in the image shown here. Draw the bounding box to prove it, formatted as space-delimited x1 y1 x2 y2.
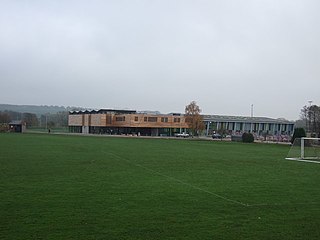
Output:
107 152 249 207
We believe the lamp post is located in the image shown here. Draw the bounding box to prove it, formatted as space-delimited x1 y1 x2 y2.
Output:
307 100 313 133
251 104 254 118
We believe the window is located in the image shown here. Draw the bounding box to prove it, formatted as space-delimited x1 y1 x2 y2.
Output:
174 118 181 123
147 117 157 122
116 116 125 121
161 117 168 123
134 116 139 121
144 117 147 122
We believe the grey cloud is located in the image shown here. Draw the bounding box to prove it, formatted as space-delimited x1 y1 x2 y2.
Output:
1 0 319 120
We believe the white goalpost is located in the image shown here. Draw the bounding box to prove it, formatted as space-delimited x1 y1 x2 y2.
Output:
286 137 320 163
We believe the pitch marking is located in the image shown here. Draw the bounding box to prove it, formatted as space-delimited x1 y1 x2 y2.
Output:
107 152 248 207
104 151 319 208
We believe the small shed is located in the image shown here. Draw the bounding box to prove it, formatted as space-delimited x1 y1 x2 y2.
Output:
9 120 26 133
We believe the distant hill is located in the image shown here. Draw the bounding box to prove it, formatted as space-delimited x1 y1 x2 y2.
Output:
0 104 84 116
0 104 167 116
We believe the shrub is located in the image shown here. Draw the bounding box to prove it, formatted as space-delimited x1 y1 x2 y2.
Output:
242 132 254 143
0 123 9 132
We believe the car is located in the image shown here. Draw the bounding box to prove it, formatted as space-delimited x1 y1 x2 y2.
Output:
175 132 190 138
212 133 222 139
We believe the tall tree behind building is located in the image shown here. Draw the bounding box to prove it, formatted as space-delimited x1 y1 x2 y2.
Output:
22 113 39 127
300 104 320 137
185 101 205 136
0 112 11 123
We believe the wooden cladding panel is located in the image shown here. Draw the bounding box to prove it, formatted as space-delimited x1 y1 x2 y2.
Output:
69 113 189 128
128 114 188 128
83 115 90 126
68 115 83 126
109 114 188 128
90 114 106 126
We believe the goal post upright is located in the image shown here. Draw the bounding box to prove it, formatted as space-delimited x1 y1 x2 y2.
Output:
286 137 320 163
298 137 318 159
301 137 304 159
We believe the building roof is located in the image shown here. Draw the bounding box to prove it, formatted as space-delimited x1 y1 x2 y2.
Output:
69 109 137 115
9 120 25 125
68 108 294 124
202 115 294 124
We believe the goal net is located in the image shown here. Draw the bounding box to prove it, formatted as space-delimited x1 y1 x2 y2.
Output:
286 137 320 163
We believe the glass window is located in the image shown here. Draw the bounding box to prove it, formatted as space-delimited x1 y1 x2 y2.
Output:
116 116 125 121
148 117 157 122
161 117 168 122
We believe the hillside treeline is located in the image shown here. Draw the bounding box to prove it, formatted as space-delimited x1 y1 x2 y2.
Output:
0 104 80 116
0 110 68 128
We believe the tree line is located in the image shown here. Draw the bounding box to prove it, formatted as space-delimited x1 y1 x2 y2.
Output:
300 104 320 137
0 110 68 128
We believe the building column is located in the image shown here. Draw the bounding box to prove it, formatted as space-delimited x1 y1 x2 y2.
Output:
206 121 210 136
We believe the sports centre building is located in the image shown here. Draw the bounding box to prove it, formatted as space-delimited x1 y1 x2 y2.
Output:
68 109 189 136
203 115 294 138
68 109 295 138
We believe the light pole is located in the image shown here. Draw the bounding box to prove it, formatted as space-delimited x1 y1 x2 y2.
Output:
307 100 313 133
251 104 254 118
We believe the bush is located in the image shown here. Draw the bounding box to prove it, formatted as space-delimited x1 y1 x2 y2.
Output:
291 128 306 144
242 132 254 143
0 123 9 132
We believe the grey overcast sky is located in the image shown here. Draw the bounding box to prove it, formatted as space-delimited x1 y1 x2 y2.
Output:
1 0 319 120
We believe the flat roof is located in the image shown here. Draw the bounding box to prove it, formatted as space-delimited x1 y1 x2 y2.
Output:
68 109 294 124
69 109 137 115
202 115 294 124
9 120 25 125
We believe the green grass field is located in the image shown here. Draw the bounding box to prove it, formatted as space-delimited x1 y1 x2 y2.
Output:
1 133 319 239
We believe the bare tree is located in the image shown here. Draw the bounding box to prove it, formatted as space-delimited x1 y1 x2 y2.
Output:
185 101 205 136
22 113 39 127
300 104 320 137
0 112 11 123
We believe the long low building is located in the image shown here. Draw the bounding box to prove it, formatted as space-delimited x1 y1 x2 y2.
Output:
203 115 295 136
68 109 295 137
68 109 189 136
